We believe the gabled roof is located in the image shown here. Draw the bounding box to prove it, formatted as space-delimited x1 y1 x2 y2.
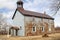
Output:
12 8 54 20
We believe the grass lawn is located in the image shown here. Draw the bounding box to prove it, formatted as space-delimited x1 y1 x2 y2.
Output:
0 33 60 40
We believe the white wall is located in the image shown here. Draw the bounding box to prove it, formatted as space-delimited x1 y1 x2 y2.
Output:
13 11 25 36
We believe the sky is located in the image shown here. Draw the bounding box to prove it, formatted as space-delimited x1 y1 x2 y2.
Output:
0 0 60 27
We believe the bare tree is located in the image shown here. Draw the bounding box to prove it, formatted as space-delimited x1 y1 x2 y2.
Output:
0 14 10 34
50 0 60 16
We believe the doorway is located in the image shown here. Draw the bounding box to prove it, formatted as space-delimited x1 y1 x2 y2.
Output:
10 27 19 36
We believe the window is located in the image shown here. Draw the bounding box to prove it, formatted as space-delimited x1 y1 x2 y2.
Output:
41 27 44 32
49 27 51 31
17 5 22 7
32 26 36 32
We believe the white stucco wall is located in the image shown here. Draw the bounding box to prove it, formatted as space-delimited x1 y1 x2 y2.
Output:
25 16 42 23
13 11 25 36
49 20 54 31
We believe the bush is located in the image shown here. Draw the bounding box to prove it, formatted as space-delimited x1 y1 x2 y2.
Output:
42 34 49 37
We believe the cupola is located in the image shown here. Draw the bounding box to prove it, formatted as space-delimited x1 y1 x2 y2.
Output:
17 0 23 8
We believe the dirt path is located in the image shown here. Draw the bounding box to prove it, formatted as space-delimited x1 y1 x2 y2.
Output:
0 33 60 40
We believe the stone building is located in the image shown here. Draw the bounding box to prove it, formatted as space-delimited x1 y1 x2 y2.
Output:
10 0 55 36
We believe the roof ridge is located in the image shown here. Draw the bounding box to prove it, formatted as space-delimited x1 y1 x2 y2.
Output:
12 8 54 20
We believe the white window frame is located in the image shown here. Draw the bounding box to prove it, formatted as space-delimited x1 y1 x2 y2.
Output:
32 26 36 32
17 5 22 7
49 27 51 31
41 27 44 32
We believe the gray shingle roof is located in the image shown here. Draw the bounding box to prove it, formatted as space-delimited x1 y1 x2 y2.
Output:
12 8 54 20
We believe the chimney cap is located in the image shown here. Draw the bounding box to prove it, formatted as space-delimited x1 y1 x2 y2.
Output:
44 11 46 14
17 0 23 5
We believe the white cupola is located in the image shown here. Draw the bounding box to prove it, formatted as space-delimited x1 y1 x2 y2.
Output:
17 0 23 8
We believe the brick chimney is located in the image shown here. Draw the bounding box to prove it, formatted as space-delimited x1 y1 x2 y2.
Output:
44 11 46 15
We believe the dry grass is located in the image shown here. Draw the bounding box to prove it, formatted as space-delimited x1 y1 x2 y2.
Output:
0 33 60 40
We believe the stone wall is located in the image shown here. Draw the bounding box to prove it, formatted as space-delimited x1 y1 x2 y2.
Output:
24 16 54 36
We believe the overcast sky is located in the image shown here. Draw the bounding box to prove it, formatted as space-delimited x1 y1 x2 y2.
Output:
0 0 60 27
